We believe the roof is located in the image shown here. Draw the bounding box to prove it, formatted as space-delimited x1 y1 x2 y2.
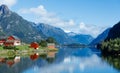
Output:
47 43 55 46
6 40 14 43
8 35 20 40
12 35 20 40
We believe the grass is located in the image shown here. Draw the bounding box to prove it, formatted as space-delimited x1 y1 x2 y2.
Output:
16 44 31 50
0 46 3 50
0 50 48 58
0 44 58 56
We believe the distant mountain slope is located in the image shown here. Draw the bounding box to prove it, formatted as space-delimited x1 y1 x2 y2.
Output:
90 28 111 45
105 22 120 40
34 23 75 44
97 22 120 54
0 4 45 43
68 32 94 45
0 4 94 44
0 30 6 39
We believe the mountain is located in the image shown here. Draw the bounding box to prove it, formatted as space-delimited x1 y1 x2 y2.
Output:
90 28 111 46
0 4 94 44
0 4 10 15
67 32 77 36
0 4 45 43
97 22 120 54
105 22 120 40
0 29 6 39
34 23 75 44
68 32 94 45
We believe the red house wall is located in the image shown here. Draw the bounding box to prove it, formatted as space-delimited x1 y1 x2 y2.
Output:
30 42 39 49
4 42 14 46
48 45 55 49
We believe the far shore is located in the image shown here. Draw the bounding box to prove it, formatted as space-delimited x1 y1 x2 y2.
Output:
0 44 58 57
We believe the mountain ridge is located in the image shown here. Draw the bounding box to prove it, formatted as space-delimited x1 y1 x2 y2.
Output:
90 28 111 46
0 4 45 43
0 4 11 15
34 23 76 44
67 32 94 45
105 21 120 40
0 4 94 44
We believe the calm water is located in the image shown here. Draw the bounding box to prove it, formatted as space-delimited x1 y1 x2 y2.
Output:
0 47 120 73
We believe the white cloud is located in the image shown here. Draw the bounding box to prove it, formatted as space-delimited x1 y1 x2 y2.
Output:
18 5 75 27
69 19 75 25
0 0 17 7
30 5 47 15
78 22 106 37
18 5 107 37
24 54 107 73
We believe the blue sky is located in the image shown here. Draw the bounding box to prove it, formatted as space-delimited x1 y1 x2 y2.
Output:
0 0 120 37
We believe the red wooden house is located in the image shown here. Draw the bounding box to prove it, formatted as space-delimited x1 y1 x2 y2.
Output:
30 42 39 49
0 39 6 45
4 36 21 46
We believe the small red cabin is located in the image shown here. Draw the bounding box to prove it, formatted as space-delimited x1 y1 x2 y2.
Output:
30 42 39 49
47 43 55 49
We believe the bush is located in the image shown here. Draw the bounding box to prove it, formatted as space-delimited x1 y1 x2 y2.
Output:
3 46 18 50
39 37 57 47
46 37 58 44
39 40 47 47
7 51 15 56
100 38 120 53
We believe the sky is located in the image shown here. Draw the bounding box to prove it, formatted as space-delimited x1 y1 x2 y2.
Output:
0 0 120 37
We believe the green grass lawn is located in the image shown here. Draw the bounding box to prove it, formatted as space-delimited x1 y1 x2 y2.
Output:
0 46 3 50
0 47 58 59
16 44 31 50
0 44 58 56
0 44 31 50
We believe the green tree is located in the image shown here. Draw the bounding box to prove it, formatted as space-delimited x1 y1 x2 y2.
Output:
46 37 57 44
39 40 47 47
101 38 120 53
46 37 55 43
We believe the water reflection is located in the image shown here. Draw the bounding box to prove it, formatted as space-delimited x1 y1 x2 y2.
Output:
102 55 120 71
0 56 20 67
0 48 120 73
30 53 39 61
0 51 57 66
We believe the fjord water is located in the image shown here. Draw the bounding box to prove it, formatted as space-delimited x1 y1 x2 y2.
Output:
0 47 120 73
